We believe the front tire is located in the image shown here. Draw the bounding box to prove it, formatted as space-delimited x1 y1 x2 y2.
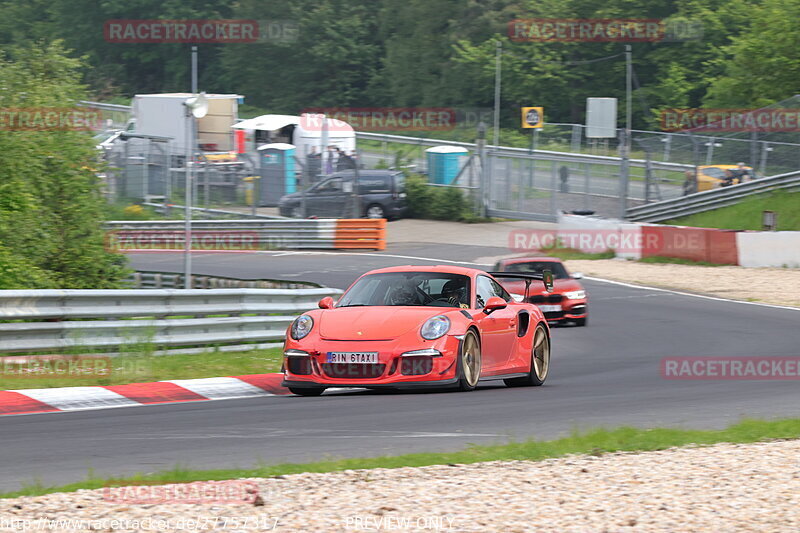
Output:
505 324 550 387
574 316 587 327
457 330 481 391
289 386 325 396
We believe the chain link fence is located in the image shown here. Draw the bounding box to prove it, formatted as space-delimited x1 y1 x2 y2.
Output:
93 101 800 221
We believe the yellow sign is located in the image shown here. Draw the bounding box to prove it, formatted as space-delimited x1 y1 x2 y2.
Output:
521 107 544 128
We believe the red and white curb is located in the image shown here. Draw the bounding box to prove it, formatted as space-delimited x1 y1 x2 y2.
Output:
0 374 289 416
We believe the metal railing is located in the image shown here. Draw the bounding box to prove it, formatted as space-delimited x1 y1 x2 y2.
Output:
106 218 386 250
127 271 320 289
355 131 693 172
626 170 800 222
106 218 340 250
356 131 694 221
142 202 286 220
0 288 341 354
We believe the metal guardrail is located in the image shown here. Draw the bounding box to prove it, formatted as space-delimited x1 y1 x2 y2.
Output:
356 131 694 172
106 219 339 250
0 288 342 354
142 202 286 220
127 271 319 290
106 218 386 250
626 170 800 222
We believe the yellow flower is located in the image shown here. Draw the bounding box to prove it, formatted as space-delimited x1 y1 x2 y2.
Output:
123 204 144 216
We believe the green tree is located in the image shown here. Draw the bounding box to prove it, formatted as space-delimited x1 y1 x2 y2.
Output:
220 0 382 112
0 41 127 288
704 0 800 107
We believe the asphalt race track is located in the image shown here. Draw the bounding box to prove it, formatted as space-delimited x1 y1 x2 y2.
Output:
1 245 798 491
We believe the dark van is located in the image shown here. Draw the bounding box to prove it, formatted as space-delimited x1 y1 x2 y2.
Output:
278 170 407 219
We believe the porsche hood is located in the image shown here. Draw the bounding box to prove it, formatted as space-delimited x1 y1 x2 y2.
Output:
317 307 452 341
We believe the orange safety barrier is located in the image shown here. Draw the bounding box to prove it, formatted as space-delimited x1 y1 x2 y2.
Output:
334 219 387 250
641 225 738 265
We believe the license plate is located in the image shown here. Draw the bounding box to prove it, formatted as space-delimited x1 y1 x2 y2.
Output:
538 304 562 312
326 352 379 364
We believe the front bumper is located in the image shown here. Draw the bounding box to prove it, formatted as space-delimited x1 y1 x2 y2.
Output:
529 297 587 323
283 377 459 389
282 335 461 388
544 303 587 323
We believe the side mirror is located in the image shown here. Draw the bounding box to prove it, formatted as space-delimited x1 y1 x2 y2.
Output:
318 297 334 309
572 272 583 280
483 296 507 314
543 269 554 292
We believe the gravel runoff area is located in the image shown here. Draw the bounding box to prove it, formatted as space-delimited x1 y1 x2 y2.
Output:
1 440 798 532
562 259 800 308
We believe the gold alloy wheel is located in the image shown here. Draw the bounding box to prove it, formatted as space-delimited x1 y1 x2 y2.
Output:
532 325 550 381
462 331 482 387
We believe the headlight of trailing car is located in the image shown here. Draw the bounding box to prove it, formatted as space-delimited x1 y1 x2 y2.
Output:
564 290 586 300
510 293 524 302
290 315 314 340
420 315 450 340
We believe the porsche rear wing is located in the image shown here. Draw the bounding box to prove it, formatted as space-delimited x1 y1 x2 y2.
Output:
488 271 554 299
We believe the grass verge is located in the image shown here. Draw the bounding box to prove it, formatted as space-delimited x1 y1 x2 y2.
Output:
540 246 616 260
2 417 798 498
545 248 730 266
636 256 728 267
667 190 800 231
0 348 283 390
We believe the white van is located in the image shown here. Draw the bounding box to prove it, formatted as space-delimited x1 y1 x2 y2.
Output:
231 114 356 158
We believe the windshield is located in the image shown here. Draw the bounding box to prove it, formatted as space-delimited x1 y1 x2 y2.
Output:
702 168 727 179
502 261 569 279
337 272 471 308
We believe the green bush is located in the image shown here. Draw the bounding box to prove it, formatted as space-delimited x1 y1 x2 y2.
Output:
405 174 478 222
0 42 129 289
0 245 54 289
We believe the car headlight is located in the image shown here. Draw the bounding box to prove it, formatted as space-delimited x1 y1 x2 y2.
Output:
420 315 450 340
290 315 314 340
564 290 586 300
510 293 524 302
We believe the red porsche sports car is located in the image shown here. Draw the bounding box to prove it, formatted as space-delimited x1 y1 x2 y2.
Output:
282 265 553 395
492 257 588 326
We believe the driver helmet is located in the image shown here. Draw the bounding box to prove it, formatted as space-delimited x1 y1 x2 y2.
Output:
388 281 418 306
442 279 466 304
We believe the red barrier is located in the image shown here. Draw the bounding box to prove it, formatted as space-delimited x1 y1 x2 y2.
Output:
641 226 738 265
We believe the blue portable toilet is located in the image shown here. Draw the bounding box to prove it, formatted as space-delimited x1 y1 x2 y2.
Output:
425 146 469 184
257 143 296 206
